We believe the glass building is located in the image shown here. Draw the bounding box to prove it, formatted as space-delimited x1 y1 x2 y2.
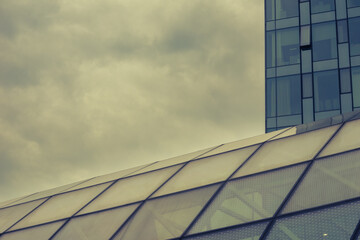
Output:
265 0 360 132
1 111 360 239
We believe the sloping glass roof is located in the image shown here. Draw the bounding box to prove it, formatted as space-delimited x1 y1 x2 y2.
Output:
0 111 360 239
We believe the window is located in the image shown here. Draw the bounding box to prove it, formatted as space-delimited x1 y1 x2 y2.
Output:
266 0 275 21
276 27 300 66
276 0 299 20
337 20 348 43
277 75 301 116
300 25 311 48
352 67 360 108
349 17 360 56
348 0 360 7
266 31 276 68
266 78 276 117
312 21 337 61
311 0 335 13
314 70 340 112
302 74 313 98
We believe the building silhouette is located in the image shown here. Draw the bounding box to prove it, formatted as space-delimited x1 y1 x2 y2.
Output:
265 0 360 132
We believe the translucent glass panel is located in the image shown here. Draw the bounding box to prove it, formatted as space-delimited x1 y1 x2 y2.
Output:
277 75 301 116
199 129 289 159
312 21 337 61
67 163 152 191
267 201 360 239
131 146 219 176
276 27 300 66
189 164 306 234
0 199 45 233
11 183 110 230
185 222 269 240
79 165 181 215
153 145 258 198
233 125 338 178
54 204 139 240
0 221 65 240
113 184 220 240
282 150 360 213
276 0 298 20
349 17 360 56
314 70 340 112
319 119 360 157
311 0 335 13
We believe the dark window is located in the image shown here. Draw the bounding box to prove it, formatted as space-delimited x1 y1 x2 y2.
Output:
276 27 300 66
266 31 276 68
349 17 360 56
340 68 351 93
266 0 275 21
277 75 301 116
352 67 360 107
347 0 360 7
276 0 299 20
302 74 313 98
311 0 335 13
314 70 340 112
312 21 337 61
266 78 277 117
337 20 348 43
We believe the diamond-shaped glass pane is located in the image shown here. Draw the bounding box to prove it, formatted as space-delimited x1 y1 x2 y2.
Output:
79 165 182 215
319 119 360 157
233 125 338 178
189 164 307 234
53 204 139 240
153 146 258 198
11 183 110 230
282 150 360 214
184 222 269 240
266 201 360 240
0 199 45 233
0 221 65 240
113 184 220 240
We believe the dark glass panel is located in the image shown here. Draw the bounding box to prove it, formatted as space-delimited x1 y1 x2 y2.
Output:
314 70 340 112
266 0 275 21
266 78 276 117
340 68 351 93
352 67 360 107
276 75 301 116
302 74 313 98
349 17 360 56
348 0 360 7
276 0 299 19
276 27 300 66
337 20 348 43
312 21 337 61
311 0 335 13
266 31 276 68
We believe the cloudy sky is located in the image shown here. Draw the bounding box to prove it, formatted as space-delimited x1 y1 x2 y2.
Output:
0 0 264 202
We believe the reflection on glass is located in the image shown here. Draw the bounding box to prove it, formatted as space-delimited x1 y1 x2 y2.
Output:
311 0 335 13
340 68 351 93
314 70 340 112
276 0 299 19
337 20 348 43
302 74 313 98
352 67 360 107
349 17 360 56
312 21 337 61
277 75 301 116
276 27 300 66
266 78 276 117
266 31 276 68
266 0 275 21
348 0 360 7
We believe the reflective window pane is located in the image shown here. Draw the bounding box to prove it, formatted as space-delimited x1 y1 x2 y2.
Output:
153 145 258 198
0 199 45 233
266 31 276 68
79 165 181 215
189 164 306 234
11 183 111 230
184 222 268 240
349 17 360 56
276 0 298 19
311 0 335 13
276 27 300 66
314 70 340 112
277 75 301 116
300 25 311 47
114 184 220 240
282 150 360 213
319 119 360 157
266 0 275 21
0 221 65 240
300 2 310 25
54 204 139 240
312 21 337 61
233 125 338 178
340 68 352 93
267 201 360 239
353 67 360 107
348 0 360 7
337 20 348 43
302 74 313 98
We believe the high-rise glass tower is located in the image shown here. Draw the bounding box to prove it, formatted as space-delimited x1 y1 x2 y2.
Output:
265 0 360 132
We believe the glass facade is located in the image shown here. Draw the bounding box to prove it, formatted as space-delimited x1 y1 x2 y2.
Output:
265 0 360 132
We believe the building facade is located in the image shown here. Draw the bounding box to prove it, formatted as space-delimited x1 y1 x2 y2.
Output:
265 0 360 132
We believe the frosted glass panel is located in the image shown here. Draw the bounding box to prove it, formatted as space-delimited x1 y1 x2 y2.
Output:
0 199 45 233
319 119 360 157
282 150 360 213
79 165 181 215
267 201 360 240
0 221 65 240
11 183 111 230
233 125 338 178
67 163 152 191
113 184 219 240
189 164 306 234
153 145 258 198
54 204 139 240
132 146 219 175
185 222 268 240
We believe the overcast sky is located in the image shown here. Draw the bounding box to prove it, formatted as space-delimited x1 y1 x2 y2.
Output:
0 0 264 202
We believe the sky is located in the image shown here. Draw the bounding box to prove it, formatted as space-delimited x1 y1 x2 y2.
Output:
0 0 264 202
